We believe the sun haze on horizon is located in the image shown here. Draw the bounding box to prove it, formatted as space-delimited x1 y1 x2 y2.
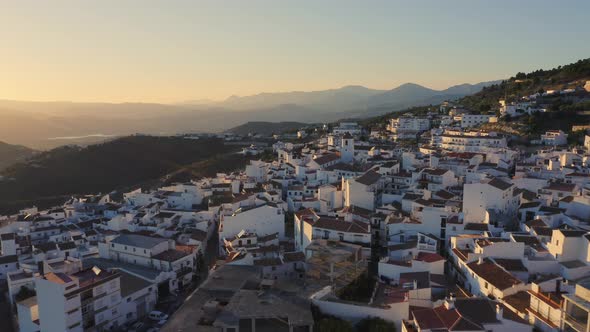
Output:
1 0 589 103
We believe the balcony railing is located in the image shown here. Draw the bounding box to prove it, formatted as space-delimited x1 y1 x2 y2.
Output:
564 313 588 332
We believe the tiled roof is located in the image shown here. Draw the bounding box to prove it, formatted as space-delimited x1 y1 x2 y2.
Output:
488 178 512 191
467 258 522 290
355 170 382 186
312 217 370 234
111 234 168 249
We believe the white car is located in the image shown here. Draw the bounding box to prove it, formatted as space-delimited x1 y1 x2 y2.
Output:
148 311 169 321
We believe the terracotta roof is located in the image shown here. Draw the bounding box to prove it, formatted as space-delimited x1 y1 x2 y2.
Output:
488 178 513 191
494 258 528 272
283 251 305 262
435 190 455 200
524 219 546 227
560 229 587 237
312 217 370 234
423 168 449 176
464 223 490 231
415 252 445 263
544 182 576 192
152 249 191 262
313 153 340 165
467 258 522 290
519 201 541 209
355 170 382 186
503 291 531 313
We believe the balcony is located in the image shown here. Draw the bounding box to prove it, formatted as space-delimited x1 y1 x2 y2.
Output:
564 313 587 332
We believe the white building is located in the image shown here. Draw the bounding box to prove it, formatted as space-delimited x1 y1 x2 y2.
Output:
460 114 498 128
343 170 383 211
332 122 362 136
220 203 285 240
540 130 568 146
434 131 508 152
99 234 195 290
463 178 519 224
389 116 431 134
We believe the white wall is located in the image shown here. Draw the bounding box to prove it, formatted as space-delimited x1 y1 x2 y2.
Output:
310 286 408 332
220 204 285 240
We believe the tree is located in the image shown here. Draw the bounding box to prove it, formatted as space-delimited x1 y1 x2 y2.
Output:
15 286 36 302
315 318 354 332
356 317 397 332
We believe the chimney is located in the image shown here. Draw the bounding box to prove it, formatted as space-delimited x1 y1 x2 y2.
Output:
37 261 44 276
496 304 503 320
478 256 484 265
556 279 562 294
444 293 456 310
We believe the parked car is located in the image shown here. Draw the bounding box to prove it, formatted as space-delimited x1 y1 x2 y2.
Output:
148 311 169 321
128 321 144 332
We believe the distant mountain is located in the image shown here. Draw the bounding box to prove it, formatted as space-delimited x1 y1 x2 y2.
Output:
364 81 501 113
0 141 35 170
0 81 499 149
211 81 500 115
227 121 309 136
216 85 384 112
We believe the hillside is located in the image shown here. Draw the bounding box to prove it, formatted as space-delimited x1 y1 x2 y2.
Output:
227 121 310 136
0 141 36 170
0 135 245 214
355 58 590 140
459 58 590 113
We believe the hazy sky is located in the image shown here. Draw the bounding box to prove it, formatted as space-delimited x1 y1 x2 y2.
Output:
1 0 589 103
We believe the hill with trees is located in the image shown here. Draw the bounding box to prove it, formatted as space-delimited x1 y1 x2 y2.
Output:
227 121 310 136
0 141 36 170
459 58 590 113
0 135 244 214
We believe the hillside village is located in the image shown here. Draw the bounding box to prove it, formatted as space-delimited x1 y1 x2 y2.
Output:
2 74 590 332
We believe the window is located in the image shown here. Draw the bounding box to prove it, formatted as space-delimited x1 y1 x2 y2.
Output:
484 282 488 289
111 243 114 248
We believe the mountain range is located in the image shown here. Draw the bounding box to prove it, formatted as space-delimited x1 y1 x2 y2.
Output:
194 81 499 113
0 80 499 149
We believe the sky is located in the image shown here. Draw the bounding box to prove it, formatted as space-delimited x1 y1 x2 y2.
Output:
1 0 589 103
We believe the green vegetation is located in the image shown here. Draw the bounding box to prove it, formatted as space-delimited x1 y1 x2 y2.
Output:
459 58 590 113
313 316 396 332
337 273 375 303
15 286 36 302
226 121 311 136
0 135 241 214
356 318 397 332
0 141 36 170
314 318 354 332
359 105 436 128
